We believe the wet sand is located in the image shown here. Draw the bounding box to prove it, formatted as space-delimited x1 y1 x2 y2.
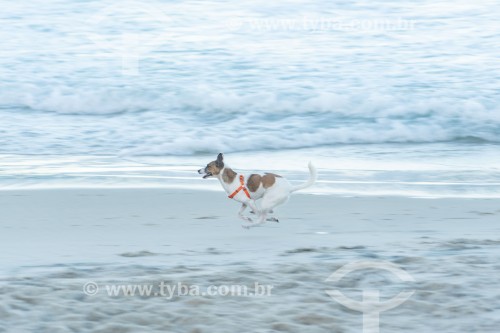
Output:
1 189 500 332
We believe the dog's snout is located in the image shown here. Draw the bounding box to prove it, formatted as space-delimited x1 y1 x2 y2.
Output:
198 168 204 174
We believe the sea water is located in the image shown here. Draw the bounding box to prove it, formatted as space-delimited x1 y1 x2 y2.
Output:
1 0 499 197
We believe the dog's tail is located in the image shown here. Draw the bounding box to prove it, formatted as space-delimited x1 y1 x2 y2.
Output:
291 161 317 193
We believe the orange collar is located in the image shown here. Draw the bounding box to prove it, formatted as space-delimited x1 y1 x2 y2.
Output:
228 175 251 199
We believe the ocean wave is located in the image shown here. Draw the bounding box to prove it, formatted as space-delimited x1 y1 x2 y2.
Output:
1 0 499 157
1 86 500 156
1 85 158 115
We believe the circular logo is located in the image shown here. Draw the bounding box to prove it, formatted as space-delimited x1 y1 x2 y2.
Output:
325 260 415 332
83 281 99 296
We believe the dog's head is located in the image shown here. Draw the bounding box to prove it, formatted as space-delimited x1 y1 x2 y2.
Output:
198 153 224 179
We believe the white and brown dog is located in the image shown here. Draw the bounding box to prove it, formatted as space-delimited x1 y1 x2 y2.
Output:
198 153 317 228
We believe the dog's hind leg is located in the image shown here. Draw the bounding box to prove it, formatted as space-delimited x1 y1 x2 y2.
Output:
243 188 289 228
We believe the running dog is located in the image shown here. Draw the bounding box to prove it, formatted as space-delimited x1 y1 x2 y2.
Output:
198 153 317 228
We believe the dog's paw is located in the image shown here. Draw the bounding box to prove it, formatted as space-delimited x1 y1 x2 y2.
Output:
266 217 279 223
252 210 273 214
241 224 251 230
239 215 253 222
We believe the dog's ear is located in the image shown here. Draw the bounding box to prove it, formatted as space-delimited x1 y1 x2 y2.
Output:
216 153 224 168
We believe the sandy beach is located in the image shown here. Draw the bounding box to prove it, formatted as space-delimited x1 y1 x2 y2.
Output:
2 0 500 331
1 188 500 332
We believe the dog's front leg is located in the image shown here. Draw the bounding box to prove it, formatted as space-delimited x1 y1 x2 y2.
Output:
238 203 252 222
242 210 267 229
242 200 265 228
246 200 260 217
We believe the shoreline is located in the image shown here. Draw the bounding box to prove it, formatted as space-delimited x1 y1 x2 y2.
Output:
3 145 500 198
2 185 500 199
